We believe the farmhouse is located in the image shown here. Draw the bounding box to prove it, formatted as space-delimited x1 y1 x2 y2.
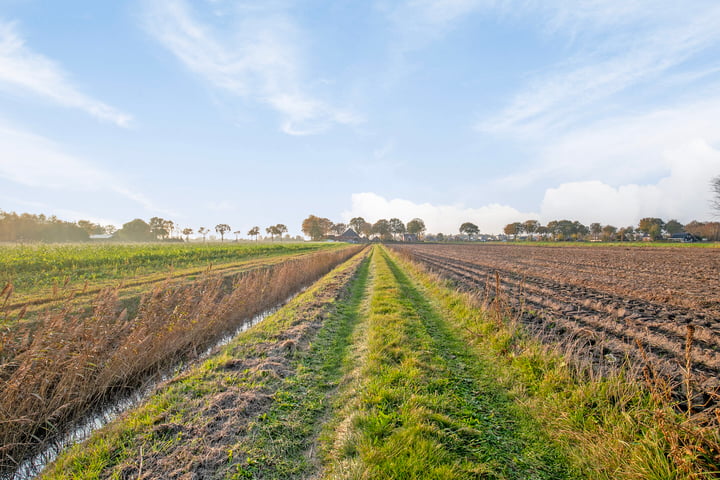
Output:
403 233 419 242
338 228 361 243
669 232 699 243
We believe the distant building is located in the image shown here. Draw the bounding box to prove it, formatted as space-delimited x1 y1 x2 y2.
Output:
89 234 113 240
403 233 418 242
669 232 699 243
338 228 361 243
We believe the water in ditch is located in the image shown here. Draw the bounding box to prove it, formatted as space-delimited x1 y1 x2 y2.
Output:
8 301 287 480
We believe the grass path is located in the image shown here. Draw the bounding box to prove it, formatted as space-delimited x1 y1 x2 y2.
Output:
319 246 572 479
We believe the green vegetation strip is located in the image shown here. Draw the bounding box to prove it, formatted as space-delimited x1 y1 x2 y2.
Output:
321 247 572 479
41 248 369 480
0 242 338 296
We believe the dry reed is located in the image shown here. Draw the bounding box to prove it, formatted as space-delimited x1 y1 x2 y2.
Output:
0 245 363 474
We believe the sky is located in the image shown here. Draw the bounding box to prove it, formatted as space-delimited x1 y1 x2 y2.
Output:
1 0 720 236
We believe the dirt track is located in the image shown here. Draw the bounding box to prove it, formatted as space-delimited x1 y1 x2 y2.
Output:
392 244 720 408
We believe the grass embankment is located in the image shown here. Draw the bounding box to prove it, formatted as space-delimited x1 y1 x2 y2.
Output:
391 248 720 479
42 248 371 479
0 242 339 320
1 245 363 476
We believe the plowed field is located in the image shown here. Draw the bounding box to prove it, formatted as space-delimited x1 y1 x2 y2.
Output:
391 243 720 409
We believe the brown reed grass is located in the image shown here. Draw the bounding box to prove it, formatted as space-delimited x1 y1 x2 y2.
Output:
0 245 363 473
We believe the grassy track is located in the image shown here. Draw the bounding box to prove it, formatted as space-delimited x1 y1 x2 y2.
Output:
41 246 574 479
320 247 572 479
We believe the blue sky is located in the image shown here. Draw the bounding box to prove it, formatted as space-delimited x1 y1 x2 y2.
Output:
2 0 720 236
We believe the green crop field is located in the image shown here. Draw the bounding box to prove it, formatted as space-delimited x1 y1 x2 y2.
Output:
0 242 338 296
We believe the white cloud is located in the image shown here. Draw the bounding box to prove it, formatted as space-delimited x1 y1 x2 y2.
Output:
0 21 132 127
143 0 360 135
342 192 536 234
497 94 720 189
0 122 175 216
345 138 720 233
539 140 720 225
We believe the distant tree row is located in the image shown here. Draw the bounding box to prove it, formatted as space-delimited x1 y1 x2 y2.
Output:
498 217 720 242
300 215 426 241
116 219 291 243
0 210 296 243
0 211 102 243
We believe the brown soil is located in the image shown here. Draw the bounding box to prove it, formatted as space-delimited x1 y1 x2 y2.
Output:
392 244 720 413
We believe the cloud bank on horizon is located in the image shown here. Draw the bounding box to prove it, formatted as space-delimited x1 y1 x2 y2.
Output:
345 135 720 235
0 1 719 235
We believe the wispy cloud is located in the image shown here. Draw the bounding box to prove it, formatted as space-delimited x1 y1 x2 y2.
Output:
0 20 132 127
0 122 175 216
494 89 720 190
143 0 360 135
478 8 720 135
475 3 720 136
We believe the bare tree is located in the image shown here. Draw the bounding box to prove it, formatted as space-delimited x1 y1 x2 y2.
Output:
198 227 209 242
712 176 720 214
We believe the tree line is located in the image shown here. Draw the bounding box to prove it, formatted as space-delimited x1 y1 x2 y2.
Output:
300 215 426 241
0 211 296 243
496 217 720 242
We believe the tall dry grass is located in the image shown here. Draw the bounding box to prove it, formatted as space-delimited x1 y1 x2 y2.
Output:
0 245 363 473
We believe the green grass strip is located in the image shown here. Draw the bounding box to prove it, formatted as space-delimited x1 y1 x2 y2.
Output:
323 246 573 479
